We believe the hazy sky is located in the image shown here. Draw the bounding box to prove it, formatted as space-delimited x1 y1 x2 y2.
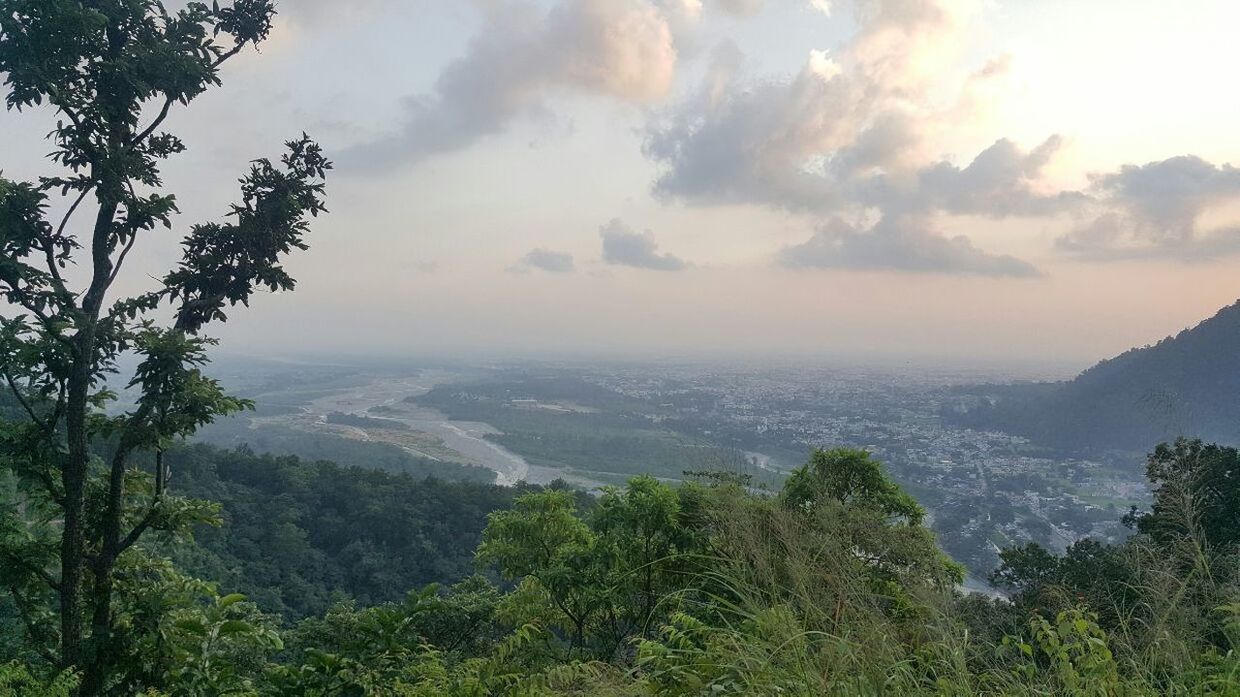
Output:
5 0 1240 365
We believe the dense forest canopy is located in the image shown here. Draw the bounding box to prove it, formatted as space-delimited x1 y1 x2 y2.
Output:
9 436 1240 694
154 444 544 619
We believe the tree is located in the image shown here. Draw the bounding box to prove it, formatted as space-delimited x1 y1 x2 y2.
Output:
1126 438 1240 551
0 1 328 691
782 448 925 525
989 542 1061 596
476 490 601 656
778 449 962 602
589 476 695 651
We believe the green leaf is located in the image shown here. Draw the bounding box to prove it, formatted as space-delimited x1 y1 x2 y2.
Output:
218 592 246 608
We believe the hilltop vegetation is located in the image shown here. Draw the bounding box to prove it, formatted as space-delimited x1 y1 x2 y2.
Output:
8 441 1240 694
152 444 541 619
950 301 1240 454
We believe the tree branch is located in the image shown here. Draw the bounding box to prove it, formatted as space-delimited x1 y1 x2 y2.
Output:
56 185 93 240
116 507 158 558
115 448 166 557
47 184 94 302
125 43 245 153
6 584 60 664
212 43 246 70
1 550 61 593
2 372 51 433
33 466 65 508
11 297 76 352
106 227 139 289
127 96 175 152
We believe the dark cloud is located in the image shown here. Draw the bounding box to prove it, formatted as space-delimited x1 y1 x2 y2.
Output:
511 248 576 273
779 215 1042 277
599 219 690 271
1058 156 1240 261
341 0 678 172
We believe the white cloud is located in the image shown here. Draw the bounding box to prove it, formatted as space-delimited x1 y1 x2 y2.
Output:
779 214 1042 277
644 0 1065 275
343 0 680 171
715 0 767 16
1058 156 1240 261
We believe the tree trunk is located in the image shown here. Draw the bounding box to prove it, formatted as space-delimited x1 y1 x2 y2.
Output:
62 188 120 686
78 443 133 695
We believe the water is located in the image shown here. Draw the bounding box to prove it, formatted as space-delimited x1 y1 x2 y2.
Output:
304 374 544 486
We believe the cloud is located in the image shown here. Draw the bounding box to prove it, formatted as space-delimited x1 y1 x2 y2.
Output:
342 0 680 171
863 136 1087 218
779 214 1041 277
600 219 690 270
1057 156 1240 261
645 0 996 213
707 0 829 16
511 248 577 273
643 0 1068 276
644 48 854 211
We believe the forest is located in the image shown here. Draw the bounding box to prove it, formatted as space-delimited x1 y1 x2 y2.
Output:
7 437 1240 695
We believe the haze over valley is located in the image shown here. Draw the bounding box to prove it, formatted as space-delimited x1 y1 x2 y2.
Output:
195 304 1238 584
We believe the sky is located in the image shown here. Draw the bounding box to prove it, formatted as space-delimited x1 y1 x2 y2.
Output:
5 0 1240 367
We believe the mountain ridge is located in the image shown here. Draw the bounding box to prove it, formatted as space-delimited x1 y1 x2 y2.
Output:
949 300 1240 454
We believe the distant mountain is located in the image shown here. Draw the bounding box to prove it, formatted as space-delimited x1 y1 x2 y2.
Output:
948 301 1240 454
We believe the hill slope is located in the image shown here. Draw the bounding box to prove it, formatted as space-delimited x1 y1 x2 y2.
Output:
950 301 1240 453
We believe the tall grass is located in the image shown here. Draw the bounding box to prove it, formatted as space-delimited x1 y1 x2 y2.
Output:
626 480 1240 696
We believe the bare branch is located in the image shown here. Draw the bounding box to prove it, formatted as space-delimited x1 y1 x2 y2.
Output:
44 182 94 302
116 508 157 558
55 184 92 241
212 43 247 70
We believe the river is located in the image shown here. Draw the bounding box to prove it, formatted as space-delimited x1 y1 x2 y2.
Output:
303 372 579 487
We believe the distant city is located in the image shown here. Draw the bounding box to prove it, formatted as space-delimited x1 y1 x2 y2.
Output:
196 355 1152 584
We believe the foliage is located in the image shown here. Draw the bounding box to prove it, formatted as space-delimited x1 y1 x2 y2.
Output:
0 0 328 691
1127 438 1240 550
159 443 533 619
782 447 925 525
11 397 1240 696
